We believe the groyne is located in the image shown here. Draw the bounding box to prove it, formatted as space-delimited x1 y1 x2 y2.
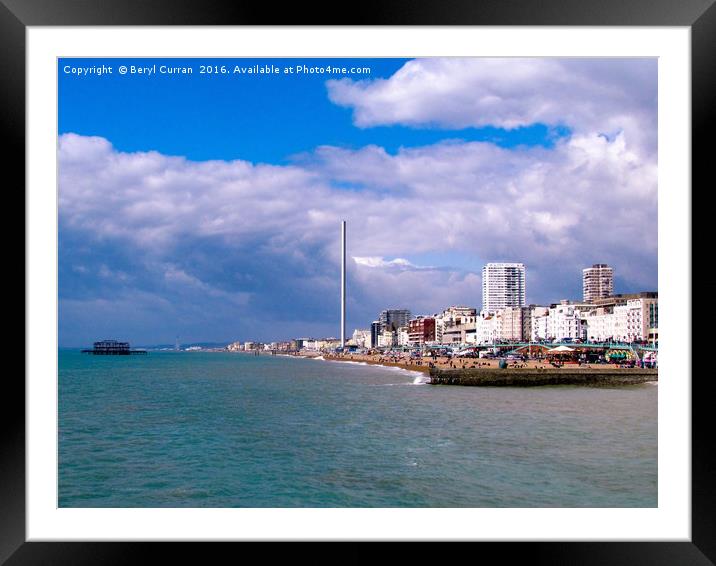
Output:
428 367 657 386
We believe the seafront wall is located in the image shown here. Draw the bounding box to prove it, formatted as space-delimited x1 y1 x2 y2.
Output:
428 367 657 386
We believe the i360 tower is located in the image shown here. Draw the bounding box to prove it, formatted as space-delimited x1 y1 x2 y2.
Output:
341 220 346 349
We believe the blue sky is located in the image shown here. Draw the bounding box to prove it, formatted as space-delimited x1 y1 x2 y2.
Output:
58 57 657 346
59 58 569 164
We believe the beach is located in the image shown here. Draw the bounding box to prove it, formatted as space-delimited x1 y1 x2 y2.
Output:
315 351 645 375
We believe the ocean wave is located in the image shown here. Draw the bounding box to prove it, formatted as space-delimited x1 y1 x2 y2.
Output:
309 355 428 381
368 364 425 379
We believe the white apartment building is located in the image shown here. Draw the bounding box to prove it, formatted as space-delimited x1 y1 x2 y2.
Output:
302 339 319 351
482 262 526 313
475 312 500 345
351 329 372 349
584 297 658 342
583 264 614 303
377 330 397 348
530 307 550 341
499 306 529 342
584 308 617 342
465 328 477 344
397 326 410 347
547 303 586 341
614 298 658 342
303 339 338 351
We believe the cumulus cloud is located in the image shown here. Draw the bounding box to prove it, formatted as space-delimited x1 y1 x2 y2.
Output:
353 257 428 269
58 58 657 344
327 58 657 156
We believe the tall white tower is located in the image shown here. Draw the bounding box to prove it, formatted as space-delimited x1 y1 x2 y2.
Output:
341 220 346 349
582 264 614 303
482 262 526 313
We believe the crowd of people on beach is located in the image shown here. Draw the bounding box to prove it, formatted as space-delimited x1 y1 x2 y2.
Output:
318 349 653 373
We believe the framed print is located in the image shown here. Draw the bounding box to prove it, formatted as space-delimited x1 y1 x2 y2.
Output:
6 0 712 562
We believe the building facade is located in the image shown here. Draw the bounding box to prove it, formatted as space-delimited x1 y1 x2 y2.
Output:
482 262 526 313
351 329 371 349
379 309 412 332
583 294 658 342
397 326 410 347
377 330 397 348
474 312 500 345
370 321 382 350
407 316 436 346
582 264 614 303
436 306 477 344
499 306 532 342
547 303 586 341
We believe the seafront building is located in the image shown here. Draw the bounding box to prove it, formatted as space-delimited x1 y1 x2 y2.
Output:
583 307 617 342
482 263 526 313
583 295 658 343
435 306 477 343
583 264 614 303
397 326 410 347
531 307 550 341
440 316 478 344
351 329 371 349
379 309 412 332
547 302 586 342
499 306 531 342
231 295 657 354
378 329 397 348
407 316 436 346
474 312 500 345
231 265 656 353
370 321 382 350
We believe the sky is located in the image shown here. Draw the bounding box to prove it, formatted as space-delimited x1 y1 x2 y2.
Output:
58 57 657 347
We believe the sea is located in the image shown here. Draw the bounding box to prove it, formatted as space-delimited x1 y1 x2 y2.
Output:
58 349 657 507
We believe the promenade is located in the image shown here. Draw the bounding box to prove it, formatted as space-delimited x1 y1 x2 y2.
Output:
319 351 653 378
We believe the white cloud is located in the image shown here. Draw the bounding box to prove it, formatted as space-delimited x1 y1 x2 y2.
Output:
59 126 656 325
327 58 657 156
352 256 424 269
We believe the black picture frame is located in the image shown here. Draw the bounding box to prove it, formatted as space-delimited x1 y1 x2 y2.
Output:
6 0 711 561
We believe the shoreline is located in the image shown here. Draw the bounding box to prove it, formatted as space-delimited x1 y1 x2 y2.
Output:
313 352 657 385
320 354 431 375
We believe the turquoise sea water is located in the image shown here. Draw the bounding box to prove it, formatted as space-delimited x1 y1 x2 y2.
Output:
58 350 657 507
